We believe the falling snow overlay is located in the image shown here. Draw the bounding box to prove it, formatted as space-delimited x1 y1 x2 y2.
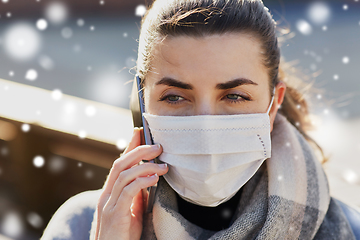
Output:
1 212 24 238
85 105 97 117
307 2 331 25
0 1 359 239
21 123 30 132
51 89 63 100
296 19 312 35
25 69 38 81
61 27 73 39
36 19 48 31
38 55 54 70
3 23 41 61
116 138 127 150
45 2 68 25
135 5 146 17
48 156 66 174
77 18 85 27
33 156 45 168
78 130 87 139
27 212 44 229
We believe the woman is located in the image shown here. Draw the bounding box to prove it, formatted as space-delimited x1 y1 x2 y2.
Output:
41 0 359 239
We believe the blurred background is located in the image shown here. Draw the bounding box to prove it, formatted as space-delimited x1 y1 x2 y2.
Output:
0 0 359 239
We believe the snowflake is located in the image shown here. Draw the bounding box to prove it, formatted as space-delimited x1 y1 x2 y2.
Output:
342 56 350 64
25 69 38 81
21 123 30 132
36 19 48 31
33 156 45 168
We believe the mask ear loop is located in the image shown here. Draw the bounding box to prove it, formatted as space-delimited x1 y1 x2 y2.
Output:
266 88 276 115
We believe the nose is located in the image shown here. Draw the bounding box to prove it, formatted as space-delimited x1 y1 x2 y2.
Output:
194 99 217 115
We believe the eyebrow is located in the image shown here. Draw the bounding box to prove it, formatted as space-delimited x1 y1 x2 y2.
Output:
155 77 193 90
216 78 258 90
155 77 258 90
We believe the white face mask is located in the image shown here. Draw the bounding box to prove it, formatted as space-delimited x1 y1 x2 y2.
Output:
143 96 275 207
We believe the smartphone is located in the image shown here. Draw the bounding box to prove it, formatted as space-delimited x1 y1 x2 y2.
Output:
135 75 158 213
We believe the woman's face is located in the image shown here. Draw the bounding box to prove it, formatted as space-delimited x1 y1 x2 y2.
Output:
144 33 285 130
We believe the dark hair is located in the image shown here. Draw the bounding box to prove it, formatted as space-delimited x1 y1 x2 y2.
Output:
134 0 326 162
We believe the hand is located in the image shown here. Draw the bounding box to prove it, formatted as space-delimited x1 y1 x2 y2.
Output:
94 128 168 240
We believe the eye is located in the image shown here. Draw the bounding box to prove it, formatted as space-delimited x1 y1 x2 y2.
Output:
159 94 185 104
226 94 242 100
223 93 250 103
167 95 182 102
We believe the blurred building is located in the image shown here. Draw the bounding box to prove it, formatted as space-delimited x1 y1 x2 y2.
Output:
0 78 133 239
0 1 142 238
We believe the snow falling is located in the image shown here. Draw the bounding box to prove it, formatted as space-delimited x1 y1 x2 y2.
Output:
84 106 96 117
77 18 85 27
33 156 45 168
0 1 360 239
38 55 54 70
26 212 44 229
21 123 30 132
342 56 350 64
78 130 87 139
116 138 128 150
44 1 68 25
25 69 38 81
307 2 331 25
135 5 147 17
342 169 359 185
36 19 48 31
3 23 41 61
1 212 24 238
48 156 66 174
296 19 312 35
61 27 73 39
51 89 63 101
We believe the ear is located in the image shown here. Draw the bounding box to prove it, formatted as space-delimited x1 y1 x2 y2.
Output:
269 81 286 132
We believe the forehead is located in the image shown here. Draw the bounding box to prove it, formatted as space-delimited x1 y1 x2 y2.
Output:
147 33 269 85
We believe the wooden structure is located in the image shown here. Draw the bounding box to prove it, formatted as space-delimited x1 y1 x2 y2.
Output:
0 78 133 239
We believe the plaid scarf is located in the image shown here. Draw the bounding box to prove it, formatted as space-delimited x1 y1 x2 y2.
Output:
140 114 355 240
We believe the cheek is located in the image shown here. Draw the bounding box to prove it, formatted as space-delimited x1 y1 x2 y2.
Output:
269 102 279 133
270 117 275 132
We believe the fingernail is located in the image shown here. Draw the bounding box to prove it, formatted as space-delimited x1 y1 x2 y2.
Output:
153 144 161 149
158 163 167 169
132 128 138 136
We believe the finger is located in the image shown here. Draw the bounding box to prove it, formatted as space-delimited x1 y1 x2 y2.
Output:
103 144 162 196
114 174 159 215
98 129 155 219
123 128 141 155
121 144 162 169
106 163 168 208
131 189 145 220
95 128 153 239
101 128 141 192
